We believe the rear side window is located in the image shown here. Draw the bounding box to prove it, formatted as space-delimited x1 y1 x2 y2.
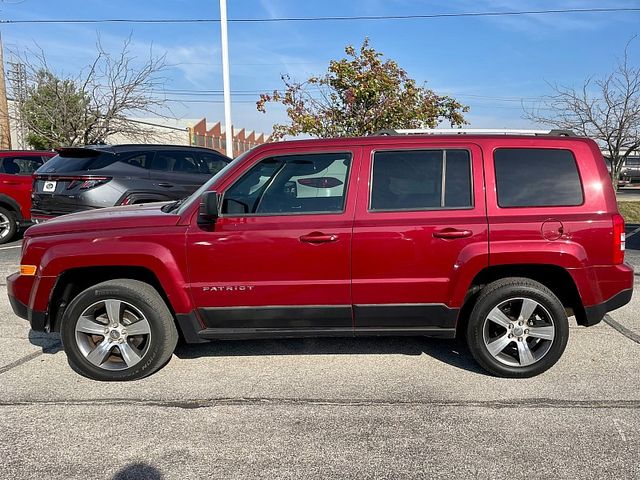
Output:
494 149 583 207
370 149 472 211
1 156 44 175
150 151 197 173
199 152 229 175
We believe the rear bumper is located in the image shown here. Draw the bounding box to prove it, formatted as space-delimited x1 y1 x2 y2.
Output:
583 288 633 327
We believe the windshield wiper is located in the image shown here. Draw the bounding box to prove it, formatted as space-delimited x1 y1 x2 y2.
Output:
162 198 185 213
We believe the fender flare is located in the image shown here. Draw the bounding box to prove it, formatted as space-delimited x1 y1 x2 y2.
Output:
0 194 23 221
39 240 192 313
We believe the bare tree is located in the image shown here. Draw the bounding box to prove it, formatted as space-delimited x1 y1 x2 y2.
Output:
525 39 640 187
10 36 172 149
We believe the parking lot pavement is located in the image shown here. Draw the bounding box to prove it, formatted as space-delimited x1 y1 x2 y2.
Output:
0 244 638 479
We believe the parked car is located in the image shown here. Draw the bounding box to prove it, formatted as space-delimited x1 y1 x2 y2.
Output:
0 150 55 244
619 156 640 184
31 144 230 222
7 130 633 381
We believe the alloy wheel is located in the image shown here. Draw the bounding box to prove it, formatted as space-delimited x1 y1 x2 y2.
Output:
74 299 152 371
0 212 12 239
482 297 555 367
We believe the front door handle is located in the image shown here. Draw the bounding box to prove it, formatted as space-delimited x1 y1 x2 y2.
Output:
433 228 473 239
1 180 20 185
158 183 174 188
300 232 338 243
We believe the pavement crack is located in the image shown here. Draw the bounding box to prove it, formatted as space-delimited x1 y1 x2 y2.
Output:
0 397 638 410
604 315 640 344
0 340 62 375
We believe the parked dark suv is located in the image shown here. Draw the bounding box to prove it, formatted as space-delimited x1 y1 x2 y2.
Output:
8 130 633 381
31 145 230 221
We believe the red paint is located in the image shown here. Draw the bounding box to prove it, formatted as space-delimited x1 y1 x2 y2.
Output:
0 151 54 221
7 135 633 330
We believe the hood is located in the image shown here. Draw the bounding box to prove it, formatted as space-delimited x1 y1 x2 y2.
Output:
26 202 181 237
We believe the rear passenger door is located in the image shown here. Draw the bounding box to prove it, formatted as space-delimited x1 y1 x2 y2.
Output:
351 143 488 336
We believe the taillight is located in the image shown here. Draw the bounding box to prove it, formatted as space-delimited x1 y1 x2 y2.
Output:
613 213 625 264
65 176 111 190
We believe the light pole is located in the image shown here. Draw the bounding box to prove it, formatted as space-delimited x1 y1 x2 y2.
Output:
219 0 233 157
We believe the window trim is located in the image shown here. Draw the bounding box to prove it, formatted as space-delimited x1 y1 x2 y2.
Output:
220 150 354 218
493 147 585 209
367 148 475 213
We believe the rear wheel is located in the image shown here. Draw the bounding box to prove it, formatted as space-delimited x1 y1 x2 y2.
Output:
466 278 569 378
61 279 178 381
0 207 17 244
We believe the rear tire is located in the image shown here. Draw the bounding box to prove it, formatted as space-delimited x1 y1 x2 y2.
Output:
0 207 18 244
466 278 569 378
60 279 178 381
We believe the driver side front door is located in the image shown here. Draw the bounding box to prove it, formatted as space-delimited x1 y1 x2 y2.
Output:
186 147 360 338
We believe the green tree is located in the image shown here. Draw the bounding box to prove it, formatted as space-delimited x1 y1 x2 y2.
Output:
21 70 96 150
12 37 169 149
257 38 468 139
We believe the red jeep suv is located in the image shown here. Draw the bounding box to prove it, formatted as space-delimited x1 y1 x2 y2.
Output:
0 150 55 244
6 131 633 380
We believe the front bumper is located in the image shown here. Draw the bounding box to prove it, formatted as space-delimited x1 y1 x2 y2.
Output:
6 272 48 331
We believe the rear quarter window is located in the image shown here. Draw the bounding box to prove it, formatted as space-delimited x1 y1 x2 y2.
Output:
494 148 583 207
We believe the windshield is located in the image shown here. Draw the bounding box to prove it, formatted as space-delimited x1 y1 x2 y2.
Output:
175 150 251 215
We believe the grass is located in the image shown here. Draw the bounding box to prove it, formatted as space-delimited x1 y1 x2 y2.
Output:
617 201 640 224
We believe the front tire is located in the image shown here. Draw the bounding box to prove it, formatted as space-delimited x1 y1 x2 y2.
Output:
466 278 569 378
61 279 178 381
0 207 17 244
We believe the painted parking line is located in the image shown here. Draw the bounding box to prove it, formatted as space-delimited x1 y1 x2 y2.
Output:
0 245 21 251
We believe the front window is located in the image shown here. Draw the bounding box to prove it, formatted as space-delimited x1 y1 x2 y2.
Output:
222 152 351 215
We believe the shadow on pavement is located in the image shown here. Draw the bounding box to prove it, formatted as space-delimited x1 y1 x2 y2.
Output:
28 330 62 354
175 336 488 375
112 463 163 480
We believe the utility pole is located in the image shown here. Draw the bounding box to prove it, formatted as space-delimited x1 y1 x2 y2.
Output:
219 0 233 157
0 33 12 149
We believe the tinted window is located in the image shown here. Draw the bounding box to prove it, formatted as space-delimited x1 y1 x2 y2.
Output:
1 156 44 175
39 151 120 173
223 152 351 215
120 152 154 169
150 151 200 173
494 149 583 207
370 149 472 210
199 152 229 175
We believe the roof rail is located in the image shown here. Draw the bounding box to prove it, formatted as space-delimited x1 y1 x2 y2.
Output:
371 128 577 137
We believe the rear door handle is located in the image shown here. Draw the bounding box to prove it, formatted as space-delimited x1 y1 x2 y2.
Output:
1 180 20 185
300 232 338 243
433 228 473 239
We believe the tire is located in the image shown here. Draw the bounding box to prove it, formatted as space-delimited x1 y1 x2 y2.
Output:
0 207 18 245
466 277 569 378
60 279 178 381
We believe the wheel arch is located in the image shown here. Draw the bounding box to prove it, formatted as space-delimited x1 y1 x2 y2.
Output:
457 264 586 334
47 266 182 334
0 194 23 221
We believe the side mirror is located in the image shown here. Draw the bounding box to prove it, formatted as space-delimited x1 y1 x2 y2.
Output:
198 191 219 223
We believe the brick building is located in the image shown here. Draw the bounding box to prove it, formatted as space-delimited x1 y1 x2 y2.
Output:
189 118 269 157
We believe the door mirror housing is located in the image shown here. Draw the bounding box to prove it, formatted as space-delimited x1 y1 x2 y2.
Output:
198 191 219 223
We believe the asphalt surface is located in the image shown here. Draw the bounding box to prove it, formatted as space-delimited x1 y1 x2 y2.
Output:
0 232 639 479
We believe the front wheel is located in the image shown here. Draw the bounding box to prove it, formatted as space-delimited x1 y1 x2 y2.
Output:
466 278 569 378
0 207 17 244
61 279 178 381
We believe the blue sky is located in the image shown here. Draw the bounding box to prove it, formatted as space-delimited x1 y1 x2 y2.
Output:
1 0 639 135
